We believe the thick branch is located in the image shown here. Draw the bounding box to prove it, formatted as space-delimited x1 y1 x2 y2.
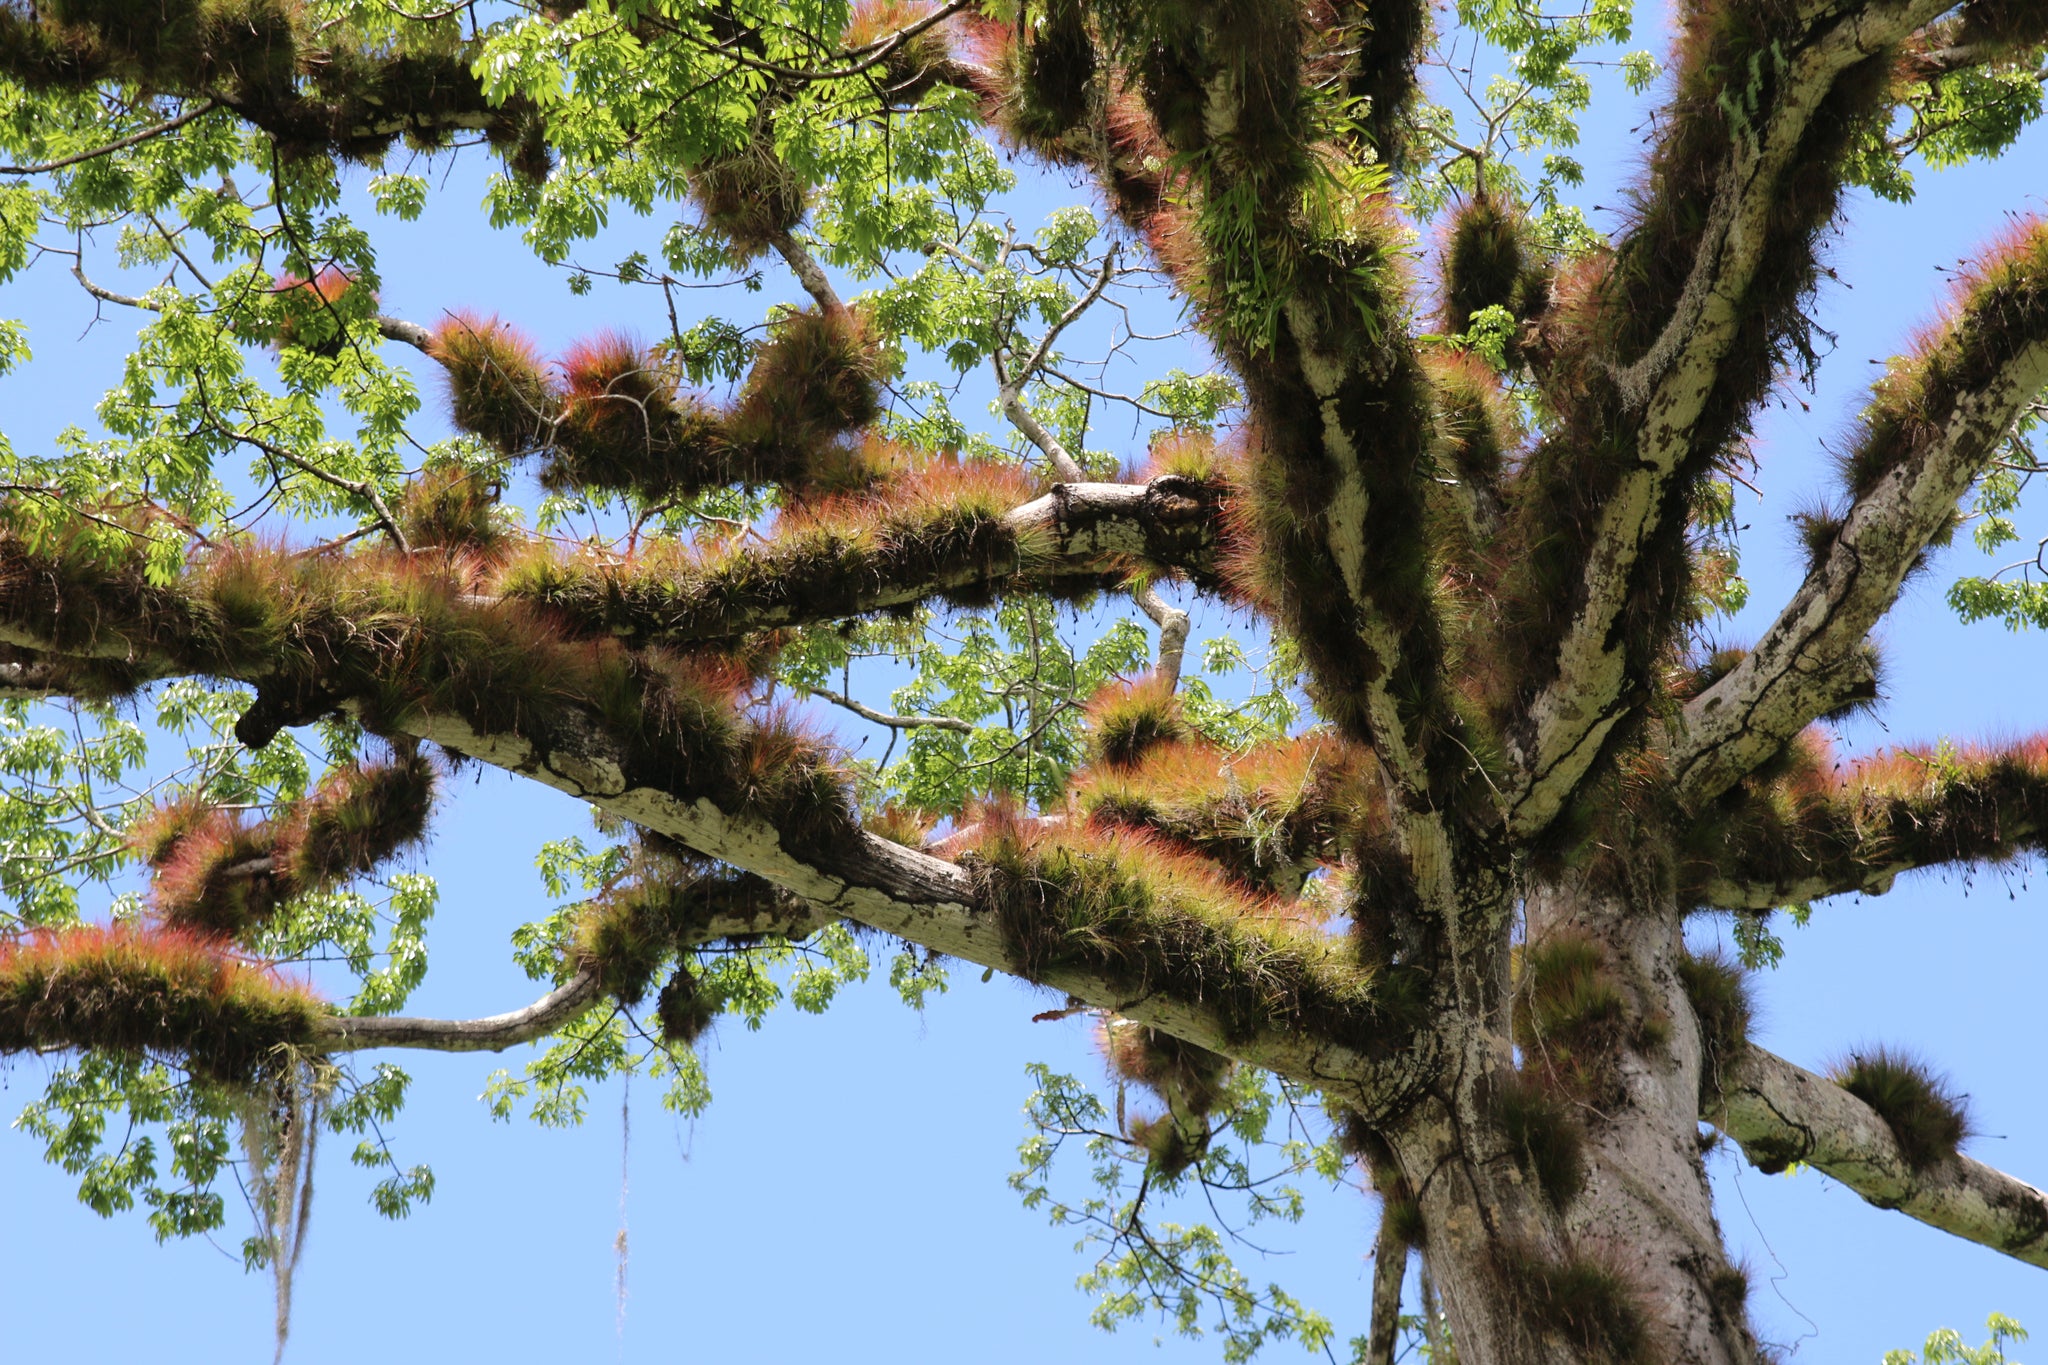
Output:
503 475 1227 645
1673 223 2048 802
1504 0 1950 837
1711 1044 2048 1270
0 534 1423 1116
1679 736 2048 910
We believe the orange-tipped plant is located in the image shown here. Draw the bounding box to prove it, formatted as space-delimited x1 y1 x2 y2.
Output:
283 750 435 889
428 312 559 453
1083 672 1190 771
0 924 320 1082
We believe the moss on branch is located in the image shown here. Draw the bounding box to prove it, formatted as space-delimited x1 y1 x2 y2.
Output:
0 0 536 165
0 533 860 856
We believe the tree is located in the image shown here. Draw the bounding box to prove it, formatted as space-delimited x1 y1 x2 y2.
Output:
0 0 2045 1358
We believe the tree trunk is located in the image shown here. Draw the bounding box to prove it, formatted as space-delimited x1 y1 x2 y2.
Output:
1382 871 1765 1364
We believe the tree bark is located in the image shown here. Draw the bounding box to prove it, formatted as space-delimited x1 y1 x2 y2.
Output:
1376 871 1766 1365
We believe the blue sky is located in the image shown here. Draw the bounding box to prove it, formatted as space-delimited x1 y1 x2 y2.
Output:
3 25 2047 1365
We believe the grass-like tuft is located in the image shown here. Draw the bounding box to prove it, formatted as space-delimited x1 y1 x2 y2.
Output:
727 305 884 470
688 139 808 260
1076 732 1373 891
1084 672 1191 770
1675 731 2048 911
1495 1242 1659 1365
966 818 1409 1051
284 750 435 887
149 808 280 938
1515 932 1628 1097
1496 1073 1587 1206
429 311 559 453
1675 947 1753 1105
1832 1045 1973 1171
496 451 1044 643
841 0 954 101
0 924 320 1082
1101 1017 1230 1115
395 459 505 557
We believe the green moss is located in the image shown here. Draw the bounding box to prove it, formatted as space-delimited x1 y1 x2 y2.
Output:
1833 1046 1973 1171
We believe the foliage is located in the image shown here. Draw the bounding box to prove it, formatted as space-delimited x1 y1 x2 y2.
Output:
1885 1314 2030 1365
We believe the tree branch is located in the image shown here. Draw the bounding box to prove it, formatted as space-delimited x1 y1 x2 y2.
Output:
1711 1044 2048 1270
0 530 1426 1117
315 882 835 1053
0 99 222 175
1672 219 2048 803
1132 581 1190 692
1678 735 2048 911
501 474 1228 645
1503 0 1953 838
798 685 972 732
316 969 604 1054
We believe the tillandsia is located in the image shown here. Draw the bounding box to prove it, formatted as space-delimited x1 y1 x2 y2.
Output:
0 0 2045 1360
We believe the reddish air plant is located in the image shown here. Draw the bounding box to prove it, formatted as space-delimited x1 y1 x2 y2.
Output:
284 750 436 888
841 0 954 99
554 330 681 460
728 305 884 460
148 807 280 939
428 310 559 452
0 923 321 1082
967 815 1291 928
1083 671 1191 770
268 266 371 354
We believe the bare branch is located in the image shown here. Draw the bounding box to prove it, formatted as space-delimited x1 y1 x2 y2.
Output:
1132 580 1190 692
799 685 973 732
766 228 843 312
316 969 604 1054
